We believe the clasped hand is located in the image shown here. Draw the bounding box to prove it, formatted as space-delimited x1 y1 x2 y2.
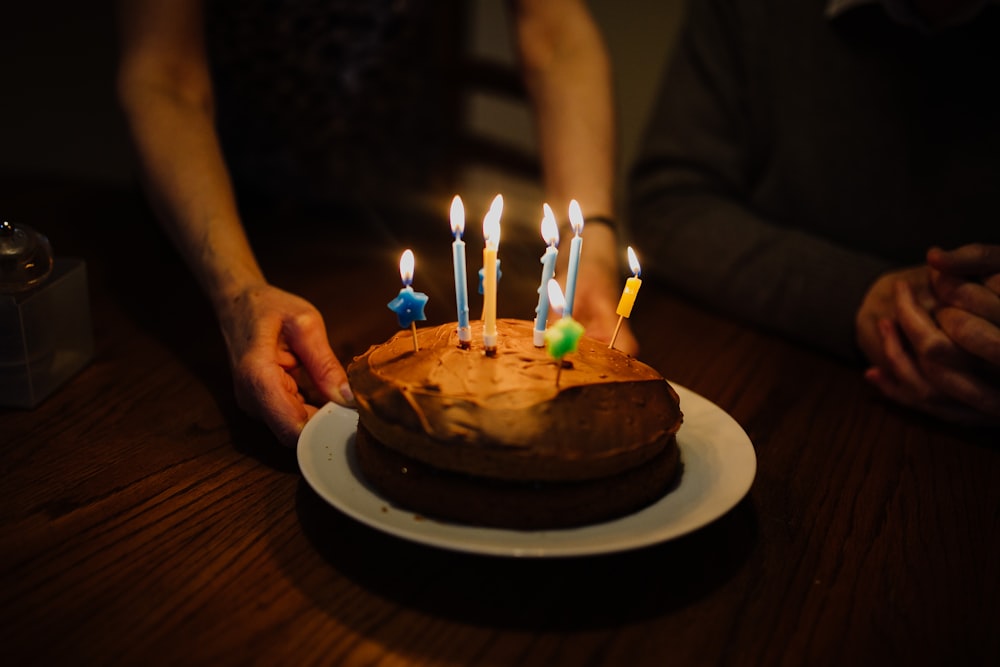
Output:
858 244 1000 426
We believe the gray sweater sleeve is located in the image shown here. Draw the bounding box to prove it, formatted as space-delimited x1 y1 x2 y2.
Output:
627 0 893 362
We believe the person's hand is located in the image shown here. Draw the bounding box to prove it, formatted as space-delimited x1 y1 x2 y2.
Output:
568 257 639 355
926 244 1000 371
855 265 934 370
217 283 354 446
863 280 1000 426
927 243 1000 284
557 219 639 355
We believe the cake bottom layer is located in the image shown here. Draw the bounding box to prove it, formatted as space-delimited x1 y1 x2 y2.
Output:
355 426 683 530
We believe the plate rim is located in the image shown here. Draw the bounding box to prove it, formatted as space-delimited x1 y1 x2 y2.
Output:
297 383 755 558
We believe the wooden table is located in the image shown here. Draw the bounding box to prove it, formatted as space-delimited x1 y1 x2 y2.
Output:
2 177 997 666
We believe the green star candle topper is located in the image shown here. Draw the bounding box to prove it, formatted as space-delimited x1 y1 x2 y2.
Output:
543 279 584 385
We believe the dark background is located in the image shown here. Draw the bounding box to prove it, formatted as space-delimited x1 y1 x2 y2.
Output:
0 1 683 194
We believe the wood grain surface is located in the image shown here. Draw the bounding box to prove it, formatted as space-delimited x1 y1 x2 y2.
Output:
1 177 997 666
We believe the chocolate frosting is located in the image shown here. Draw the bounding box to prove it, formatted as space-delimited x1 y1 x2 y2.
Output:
348 319 682 481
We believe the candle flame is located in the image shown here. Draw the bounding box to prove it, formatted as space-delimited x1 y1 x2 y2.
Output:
541 204 560 246
450 195 465 236
627 246 641 277
546 278 565 316
568 199 584 235
399 248 415 286
483 195 503 246
488 193 504 217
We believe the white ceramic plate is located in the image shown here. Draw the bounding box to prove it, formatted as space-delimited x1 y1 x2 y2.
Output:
297 384 756 558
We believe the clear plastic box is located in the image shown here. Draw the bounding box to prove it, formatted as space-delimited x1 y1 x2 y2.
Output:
0 258 95 408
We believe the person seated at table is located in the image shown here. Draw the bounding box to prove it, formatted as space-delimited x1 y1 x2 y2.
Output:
116 0 636 446
628 0 1000 425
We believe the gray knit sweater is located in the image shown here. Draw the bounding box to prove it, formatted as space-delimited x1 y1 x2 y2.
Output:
628 0 1000 361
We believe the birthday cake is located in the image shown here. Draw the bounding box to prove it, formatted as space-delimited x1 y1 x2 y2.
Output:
347 318 683 529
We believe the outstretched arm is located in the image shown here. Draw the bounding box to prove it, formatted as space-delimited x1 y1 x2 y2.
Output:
509 0 637 353
116 0 352 446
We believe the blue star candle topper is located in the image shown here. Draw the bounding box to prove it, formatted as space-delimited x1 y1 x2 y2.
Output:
387 249 428 351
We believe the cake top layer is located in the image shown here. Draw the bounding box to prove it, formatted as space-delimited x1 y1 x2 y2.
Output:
348 319 682 481
360 318 664 407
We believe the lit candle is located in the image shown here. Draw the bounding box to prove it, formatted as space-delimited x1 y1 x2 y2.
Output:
609 246 643 350
386 249 428 352
482 194 503 353
544 278 584 385
562 199 585 318
477 261 502 297
478 195 503 300
532 203 560 347
450 195 471 347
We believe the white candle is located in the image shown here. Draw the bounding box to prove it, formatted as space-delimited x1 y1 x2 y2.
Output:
543 278 585 386
533 203 560 347
563 199 584 318
450 195 471 346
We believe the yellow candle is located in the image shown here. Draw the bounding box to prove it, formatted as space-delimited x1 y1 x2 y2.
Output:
609 247 642 350
616 246 643 317
616 276 642 317
482 194 502 352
